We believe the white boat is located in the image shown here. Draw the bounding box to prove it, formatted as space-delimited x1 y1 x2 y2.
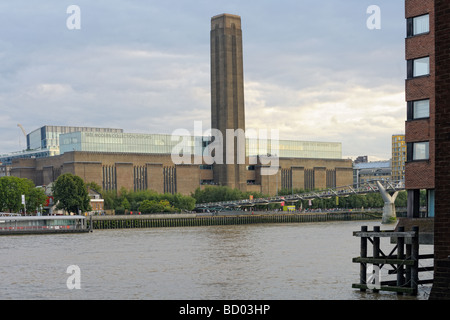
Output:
0 214 91 235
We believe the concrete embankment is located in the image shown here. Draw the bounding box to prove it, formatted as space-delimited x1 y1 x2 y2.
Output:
88 211 383 230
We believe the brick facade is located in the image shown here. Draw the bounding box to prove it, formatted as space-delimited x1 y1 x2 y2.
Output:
210 14 247 191
405 0 435 193
10 151 353 196
429 0 450 300
430 259 450 299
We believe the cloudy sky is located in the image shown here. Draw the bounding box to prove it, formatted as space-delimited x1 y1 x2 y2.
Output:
0 0 406 160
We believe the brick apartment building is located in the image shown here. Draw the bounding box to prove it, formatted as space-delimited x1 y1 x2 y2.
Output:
405 0 435 218
405 0 450 300
429 0 450 299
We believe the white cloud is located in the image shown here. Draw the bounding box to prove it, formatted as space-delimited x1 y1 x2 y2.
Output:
0 0 406 160
244 79 405 160
27 83 75 99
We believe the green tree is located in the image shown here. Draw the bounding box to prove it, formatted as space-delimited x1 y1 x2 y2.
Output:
0 176 46 213
192 186 264 204
52 173 91 214
366 193 384 208
167 193 196 211
98 187 196 213
102 190 117 210
395 191 408 207
26 187 48 213
138 199 178 214
86 181 102 193
121 198 131 211
138 200 164 214
0 176 28 212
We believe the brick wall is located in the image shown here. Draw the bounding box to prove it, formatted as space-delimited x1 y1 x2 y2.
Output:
291 167 305 190
10 151 354 196
405 0 435 191
176 164 200 196
314 167 326 190
430 259 450 300
433 0 450 261
146 163 164 194
405 0 433 17
430 0 450 300
336 167 353 187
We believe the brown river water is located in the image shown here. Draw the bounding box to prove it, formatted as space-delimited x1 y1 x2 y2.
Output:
0 220 433 300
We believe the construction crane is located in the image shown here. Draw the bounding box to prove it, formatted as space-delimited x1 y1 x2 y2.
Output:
17 124 27 137
17 124 27 149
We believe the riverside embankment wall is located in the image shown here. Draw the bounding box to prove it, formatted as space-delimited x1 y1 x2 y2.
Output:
88 211 383 230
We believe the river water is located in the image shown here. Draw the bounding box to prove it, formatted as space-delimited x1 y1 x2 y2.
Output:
0 220 433 300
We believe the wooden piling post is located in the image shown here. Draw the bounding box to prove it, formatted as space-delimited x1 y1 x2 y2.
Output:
360 225 368 291
372 226 380 293
352 223 426 295
405 234 412 289
411 226 419 295
396 226 405 294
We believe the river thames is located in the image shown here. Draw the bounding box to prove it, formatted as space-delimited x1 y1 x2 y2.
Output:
0 220 433 300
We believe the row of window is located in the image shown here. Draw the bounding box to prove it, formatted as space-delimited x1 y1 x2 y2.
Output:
406 13 431 120
406 13 430 163
406 56 430 120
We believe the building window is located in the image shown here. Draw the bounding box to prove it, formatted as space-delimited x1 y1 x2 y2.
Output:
414 57 430 77
407 14 430 37
407 99 430 120
407 57 430 78
407 142 429 161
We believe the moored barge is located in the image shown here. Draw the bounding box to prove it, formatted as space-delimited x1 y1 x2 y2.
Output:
0 214 91 235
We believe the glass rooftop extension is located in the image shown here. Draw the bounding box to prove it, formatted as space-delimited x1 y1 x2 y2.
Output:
59 131 342 159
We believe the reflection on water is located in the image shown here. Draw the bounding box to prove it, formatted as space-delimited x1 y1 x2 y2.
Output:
0 220 433 300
